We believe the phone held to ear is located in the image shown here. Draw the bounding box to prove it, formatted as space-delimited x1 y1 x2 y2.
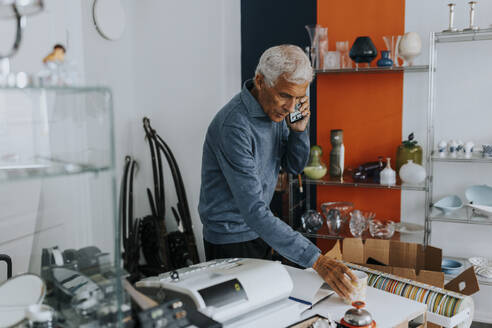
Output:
289 102 304 124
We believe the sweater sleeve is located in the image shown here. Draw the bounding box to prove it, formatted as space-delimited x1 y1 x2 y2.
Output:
215 124 320 268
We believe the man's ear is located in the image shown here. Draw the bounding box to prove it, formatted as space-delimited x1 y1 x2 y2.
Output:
254 74 265 90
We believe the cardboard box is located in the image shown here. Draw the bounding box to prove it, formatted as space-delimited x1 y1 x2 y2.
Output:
325 238 479 295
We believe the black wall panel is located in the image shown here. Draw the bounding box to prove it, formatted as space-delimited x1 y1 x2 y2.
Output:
240 0 317 83
240 0 318 220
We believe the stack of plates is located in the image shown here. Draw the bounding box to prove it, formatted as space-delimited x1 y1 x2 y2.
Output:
468 257 492 278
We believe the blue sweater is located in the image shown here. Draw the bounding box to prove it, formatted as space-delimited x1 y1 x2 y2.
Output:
198 80 321 268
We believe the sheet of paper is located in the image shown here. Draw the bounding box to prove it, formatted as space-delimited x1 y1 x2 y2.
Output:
285 265 333 306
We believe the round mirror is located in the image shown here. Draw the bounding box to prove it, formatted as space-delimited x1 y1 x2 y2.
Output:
92 0 126 41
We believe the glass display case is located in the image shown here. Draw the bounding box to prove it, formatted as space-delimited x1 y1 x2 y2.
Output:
0 86 125 326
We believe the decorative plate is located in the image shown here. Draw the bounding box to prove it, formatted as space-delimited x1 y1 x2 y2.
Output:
476 266 492 279
0 274 46 327
468 256 491 268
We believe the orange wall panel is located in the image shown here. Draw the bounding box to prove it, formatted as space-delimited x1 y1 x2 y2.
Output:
315 1 405 252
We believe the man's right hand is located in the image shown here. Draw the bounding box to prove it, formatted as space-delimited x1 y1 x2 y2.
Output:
312 254 357 300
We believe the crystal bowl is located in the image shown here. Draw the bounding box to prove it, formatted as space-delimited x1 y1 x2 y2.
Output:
321 202 354 235
369 219 395 239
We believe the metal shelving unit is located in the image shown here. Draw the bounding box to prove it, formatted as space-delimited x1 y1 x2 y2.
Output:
431 151 492 163
289 61 430 240
435 28 492 43
429 207 492 226
291 173 427 191
425 30 492 284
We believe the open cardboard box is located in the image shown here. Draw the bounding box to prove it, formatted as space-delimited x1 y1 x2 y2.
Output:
326 238 480 327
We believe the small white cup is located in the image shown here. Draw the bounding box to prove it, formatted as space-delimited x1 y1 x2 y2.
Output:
456 140 464 153
345 270 368 304
438 140 447 157
464 141 474 158
448 140 458 157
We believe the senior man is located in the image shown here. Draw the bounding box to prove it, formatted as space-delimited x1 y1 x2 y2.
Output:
198 45 355 299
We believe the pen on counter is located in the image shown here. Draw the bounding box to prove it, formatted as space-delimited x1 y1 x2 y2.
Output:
298 174 303 193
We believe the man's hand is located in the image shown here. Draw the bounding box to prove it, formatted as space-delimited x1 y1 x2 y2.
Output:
312 254 357 300
286 96 310 132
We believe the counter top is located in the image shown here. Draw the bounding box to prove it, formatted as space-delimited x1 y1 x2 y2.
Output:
301 287 427 328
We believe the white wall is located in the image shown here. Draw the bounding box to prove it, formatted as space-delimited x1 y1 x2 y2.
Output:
402 0 492 322
0 0 241 279
132 0 241 259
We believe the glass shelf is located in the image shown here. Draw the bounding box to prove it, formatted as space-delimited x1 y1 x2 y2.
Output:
431 152 492 163
430 216 492 226
443 256 492 287
428 207 492 226
299 229 403 241
315 65 429 74
0 158 111 182
292 173 427 191
0 85 111 94
0 87 113 183
435 28 492 43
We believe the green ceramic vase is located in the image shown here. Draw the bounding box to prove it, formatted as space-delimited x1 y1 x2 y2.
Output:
396 133 423 173
304 145 327 180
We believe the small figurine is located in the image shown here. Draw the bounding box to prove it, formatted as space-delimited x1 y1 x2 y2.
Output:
43 44 66 64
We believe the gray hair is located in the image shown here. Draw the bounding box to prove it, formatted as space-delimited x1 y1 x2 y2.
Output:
255 45 313 87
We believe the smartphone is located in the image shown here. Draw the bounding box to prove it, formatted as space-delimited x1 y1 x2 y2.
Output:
289 102 303 124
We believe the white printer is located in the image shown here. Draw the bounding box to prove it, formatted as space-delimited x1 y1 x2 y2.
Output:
136 258 301 327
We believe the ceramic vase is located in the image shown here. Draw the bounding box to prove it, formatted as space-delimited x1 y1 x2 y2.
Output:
398 32 422 66
349 36 377 67
396 133 423 173
380 158 396 185
329 130 344 177
377 50 393 67
399 160 426 184
305 24 328 69
304 145 327 180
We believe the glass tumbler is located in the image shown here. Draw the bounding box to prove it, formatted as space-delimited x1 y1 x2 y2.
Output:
349 210 367 238
336 41 351 68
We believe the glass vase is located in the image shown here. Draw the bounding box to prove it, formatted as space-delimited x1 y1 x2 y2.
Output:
382 35 402 67
305 24 328 69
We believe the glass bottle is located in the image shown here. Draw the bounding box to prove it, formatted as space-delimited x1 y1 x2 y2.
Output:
380 157 396 185
329 129 344 177
303 145 327 180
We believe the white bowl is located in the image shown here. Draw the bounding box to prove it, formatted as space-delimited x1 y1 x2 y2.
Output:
465 185 492 206
467 204 492 218
433 195 463 214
